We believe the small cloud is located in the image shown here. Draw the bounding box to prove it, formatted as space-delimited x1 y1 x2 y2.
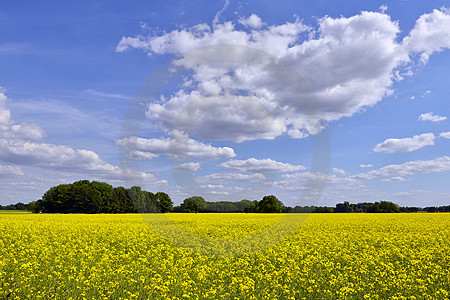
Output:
200 184 224 189
86 89 131 100
351 156 450 181
219 158 306 173
374 133 435 153
195 172 266 184
381 176 407 182
239 14 265 29
418 112 447 122
440 132 450 139
410 96 415 100
332 168 346 175
178 162 200 171
360 164 373 168
205 190 229 196
422 90 431 97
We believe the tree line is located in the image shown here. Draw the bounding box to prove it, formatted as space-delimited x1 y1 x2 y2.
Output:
173 195 287 213
0 202 28 211
2 180 450 213
27 180 173 213
173 198 435 213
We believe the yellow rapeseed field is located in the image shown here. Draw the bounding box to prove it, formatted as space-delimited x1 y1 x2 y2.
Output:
0 213 449 299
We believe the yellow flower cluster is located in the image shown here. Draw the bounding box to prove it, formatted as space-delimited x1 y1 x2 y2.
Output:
0 213 449 299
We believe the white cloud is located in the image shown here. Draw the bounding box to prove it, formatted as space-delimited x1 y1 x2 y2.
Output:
195 172 266 184
360 164 373 168
440 131 450 139
0 89 46 141
379 5 388 14
239 14 265 29
0 165 24 176
0 89 163 183
178 162 200 171
332 168 346 175
0 139 163 182
352 156 450 180
204 190 229 196
146 92 288 142
116 8 450 143
219 158 306 173
422 90 432 97
381 176 407 182
213 0 230 27
403 8 450 63
200 184 224 189
373 133 435 153
117 130 236 160
418 112 447 122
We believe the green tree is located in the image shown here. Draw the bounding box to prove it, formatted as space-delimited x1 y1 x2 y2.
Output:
257 195 283 213
180 196 208 213
143 191 159 213
238 199 258 213
41 184 70 213
127 186 146 212
38 180 173 213
379 201 400 213
155 192 173 213
113 186 136 213
335 201 354 213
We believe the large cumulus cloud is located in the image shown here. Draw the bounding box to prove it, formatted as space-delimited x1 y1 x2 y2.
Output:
117 8 450 143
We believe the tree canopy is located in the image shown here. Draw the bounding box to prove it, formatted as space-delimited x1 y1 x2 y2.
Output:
256 195 284 213
179 196 208 213
31 180 172 214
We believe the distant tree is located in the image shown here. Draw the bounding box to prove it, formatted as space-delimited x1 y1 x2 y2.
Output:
335 201 353 213
244 200 259 213
90 181 115 213
257 195 283 213
127 186 146 212
41 184 70 213
206 201 236 212
400 206 421 213
26 201 39 213
113 186 136 213
292 206 314 213
439 205 450 212
15 202 27 210
180 196 208 213
155 192 173 213
425 206 438 212
379 201 400 213
314 206 334 213
282 206 293 213
171 205 184 213
0 202 29 211
236 200 256 213
38 180 170 213
144 191 159 213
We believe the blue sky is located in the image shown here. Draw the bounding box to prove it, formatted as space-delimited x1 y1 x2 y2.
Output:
1 0 449 207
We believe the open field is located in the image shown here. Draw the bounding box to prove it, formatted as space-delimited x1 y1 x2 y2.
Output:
1 213 449 299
